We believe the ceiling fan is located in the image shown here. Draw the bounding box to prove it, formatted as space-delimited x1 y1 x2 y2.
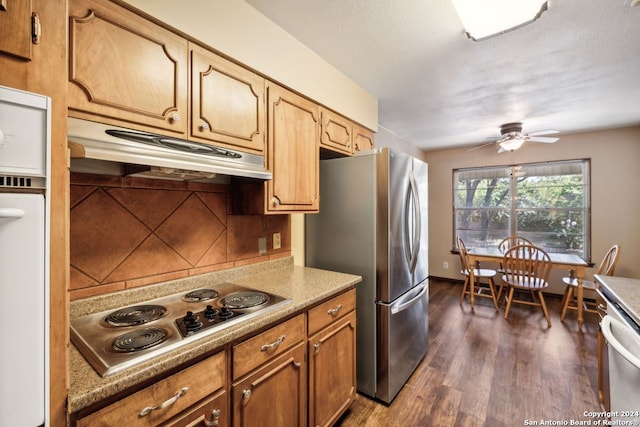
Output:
470 122 560 153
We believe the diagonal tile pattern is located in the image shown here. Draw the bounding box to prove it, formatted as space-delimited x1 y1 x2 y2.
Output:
70 174 290 299
155 193 226 266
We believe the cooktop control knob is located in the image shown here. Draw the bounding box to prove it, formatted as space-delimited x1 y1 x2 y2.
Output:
204 305 218 320
219 307 233 319
183 311 202 331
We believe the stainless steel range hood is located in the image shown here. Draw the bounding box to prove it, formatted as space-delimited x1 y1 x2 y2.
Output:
68 118 272 181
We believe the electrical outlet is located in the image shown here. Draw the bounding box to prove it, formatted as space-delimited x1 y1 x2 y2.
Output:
273 232 281 250
443 261 449 269
258 237 267 254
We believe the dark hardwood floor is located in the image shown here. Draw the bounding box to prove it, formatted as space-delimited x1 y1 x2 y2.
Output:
336 279 601 427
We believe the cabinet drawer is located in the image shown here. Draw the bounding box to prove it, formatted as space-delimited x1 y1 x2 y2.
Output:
232 314 305 380
76 351 226 427
161 389 228 427
308 289 356 336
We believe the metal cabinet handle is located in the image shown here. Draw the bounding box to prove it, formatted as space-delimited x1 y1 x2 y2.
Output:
32 13 42 44
597 303 607 319
170 113 181 122
272 196 281 207
261 335 285 352
201 122 210 131
205 409 221 427
327 304 343 316
313 343 321 354
241 389 252 406
139 386 189 416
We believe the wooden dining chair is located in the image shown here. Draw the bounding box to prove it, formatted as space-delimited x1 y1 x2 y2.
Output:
457 237 499 311
496 236 533 300
560 244 620 321
498 236 533 254
502 244 553 327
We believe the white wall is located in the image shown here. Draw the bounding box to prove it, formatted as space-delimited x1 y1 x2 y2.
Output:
122 0 378 131
375 125 427 160
423 126 640 294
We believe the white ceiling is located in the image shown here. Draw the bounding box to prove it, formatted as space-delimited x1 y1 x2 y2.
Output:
244 0 640 151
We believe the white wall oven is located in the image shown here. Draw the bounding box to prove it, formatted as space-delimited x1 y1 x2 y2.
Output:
0 85 50 427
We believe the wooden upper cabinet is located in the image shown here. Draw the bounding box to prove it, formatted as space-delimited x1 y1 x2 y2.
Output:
190 44 265 153
0 0 33 61
68 0 188 135
320 108 353 156
353 124 375 153
266 82 319 213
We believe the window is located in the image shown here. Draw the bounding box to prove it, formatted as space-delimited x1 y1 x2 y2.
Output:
453 160 590 260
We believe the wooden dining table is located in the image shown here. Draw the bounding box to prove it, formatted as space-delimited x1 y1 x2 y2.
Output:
466 246 589 331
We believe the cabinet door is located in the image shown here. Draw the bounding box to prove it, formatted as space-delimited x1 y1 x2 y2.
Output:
0 0 32 61
68 0 188 135
190 44 265 153
308 312 357 427
353 124 374 152
266 82 319 213
320 108 352 156
162 390 227 427
232 343 306 427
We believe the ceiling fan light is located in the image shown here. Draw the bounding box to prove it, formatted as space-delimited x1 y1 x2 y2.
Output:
499 137 526 151
451 0 549 41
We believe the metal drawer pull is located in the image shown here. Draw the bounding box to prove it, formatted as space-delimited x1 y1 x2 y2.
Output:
139 386 189 417
261 335 285 352
241 389 252 406
327 304 343 316
314 343 321 354
205 409 221 427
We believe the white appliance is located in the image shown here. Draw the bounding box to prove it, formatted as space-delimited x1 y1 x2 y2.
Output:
601 303 640 423
0 85 50 427
306 147 429 404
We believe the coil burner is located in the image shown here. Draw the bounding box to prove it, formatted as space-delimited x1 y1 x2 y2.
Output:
183 288 219 302
112 328 169 353
104 305 167 327
220 291 270 310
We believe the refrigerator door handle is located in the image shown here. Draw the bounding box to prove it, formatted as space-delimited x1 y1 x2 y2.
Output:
390 282 428 315
403 172 421 273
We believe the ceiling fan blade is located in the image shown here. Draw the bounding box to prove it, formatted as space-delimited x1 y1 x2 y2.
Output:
527 129 559 137
466 141 496 152
528 136 559 143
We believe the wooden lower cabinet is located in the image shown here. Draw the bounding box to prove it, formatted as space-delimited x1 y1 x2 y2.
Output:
232 343 307 427
307 289 357 427
308 311 357 427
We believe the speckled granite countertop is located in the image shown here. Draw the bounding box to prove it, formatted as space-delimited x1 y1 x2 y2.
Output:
68 257 361 413
595 275 640 324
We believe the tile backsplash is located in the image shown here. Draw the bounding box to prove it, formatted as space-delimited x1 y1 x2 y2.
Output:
70 173 290 300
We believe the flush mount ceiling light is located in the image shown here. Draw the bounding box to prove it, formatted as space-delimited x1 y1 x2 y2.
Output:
451 0 549 41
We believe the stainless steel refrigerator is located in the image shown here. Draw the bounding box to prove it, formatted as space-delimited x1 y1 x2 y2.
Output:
306 147 428 404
